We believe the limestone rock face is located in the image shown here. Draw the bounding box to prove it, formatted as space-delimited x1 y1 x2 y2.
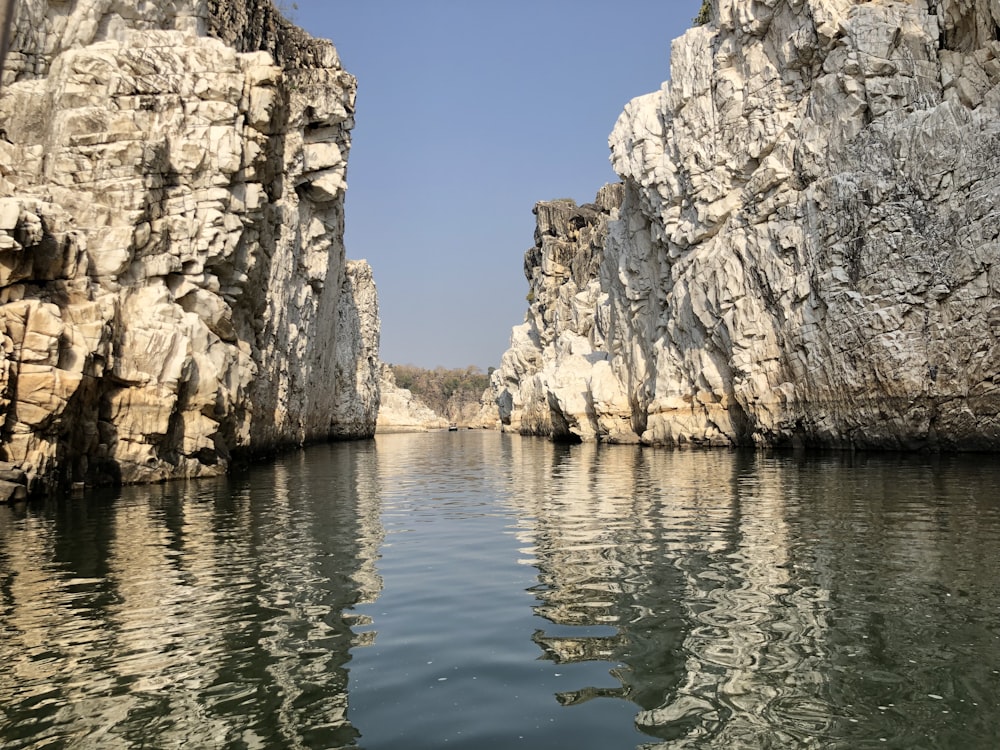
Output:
329 261 381 439
492 185 633 441
455 389 503 430
0 1 380 490
495 0 1000 449
376 365 449 433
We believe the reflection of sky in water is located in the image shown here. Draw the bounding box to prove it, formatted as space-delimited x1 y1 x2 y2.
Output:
2 435 1000 749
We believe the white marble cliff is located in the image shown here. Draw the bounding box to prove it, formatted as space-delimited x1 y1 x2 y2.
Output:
376 364 450 433
494 0 1000 450
0 0 380 496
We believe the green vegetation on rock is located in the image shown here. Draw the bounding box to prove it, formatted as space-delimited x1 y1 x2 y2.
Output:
694 0 712 25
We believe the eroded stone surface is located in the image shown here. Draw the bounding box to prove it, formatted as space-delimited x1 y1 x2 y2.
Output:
0 1 379 491
376 364 449 433
492 185 633 441
495 0 1000 449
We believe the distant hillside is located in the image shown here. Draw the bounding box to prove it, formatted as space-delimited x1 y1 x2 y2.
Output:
388 365 492 423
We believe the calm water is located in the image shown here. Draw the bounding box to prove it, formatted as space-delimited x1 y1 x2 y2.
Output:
2 432 1000 749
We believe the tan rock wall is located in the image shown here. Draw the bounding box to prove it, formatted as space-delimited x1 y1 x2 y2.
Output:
376 364 449 433
0 2 379 491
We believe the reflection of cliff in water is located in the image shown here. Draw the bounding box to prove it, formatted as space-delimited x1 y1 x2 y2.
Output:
0 441 383 749
634 453 834 748
506 444 834 746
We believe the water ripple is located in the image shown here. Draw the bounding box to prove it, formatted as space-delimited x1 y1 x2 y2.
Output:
0 442 382 749
508 447 1000 748
3 438 1000 749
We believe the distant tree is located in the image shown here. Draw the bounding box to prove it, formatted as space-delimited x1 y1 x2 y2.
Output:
388 364 491 421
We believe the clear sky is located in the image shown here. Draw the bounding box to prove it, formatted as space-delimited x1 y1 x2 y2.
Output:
289 1 704 370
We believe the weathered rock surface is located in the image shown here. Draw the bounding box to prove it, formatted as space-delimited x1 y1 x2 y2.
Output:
0 460 27 502
376 364 449 433
0 0 380 492
492 185 633 441
458 389 503 430
495 0 1000 450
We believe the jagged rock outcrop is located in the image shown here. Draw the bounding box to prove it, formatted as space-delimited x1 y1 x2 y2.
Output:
495 0 1000 450
0 0 380 492
492 185 634 441
330 261 381 438
376 364 449 433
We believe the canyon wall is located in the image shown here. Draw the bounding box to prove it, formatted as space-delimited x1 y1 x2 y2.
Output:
376 364 450 433
495 0 1000 450
492 185 632 440
0 0 379 494
377 364 499 432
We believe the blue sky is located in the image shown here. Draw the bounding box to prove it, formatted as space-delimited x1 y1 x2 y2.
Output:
289 1 704 369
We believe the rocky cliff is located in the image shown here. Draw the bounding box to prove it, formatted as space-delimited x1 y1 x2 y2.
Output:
492 185 632 440
458 389 503 430
494 0 1000 450
376 364 449 433
0 0 380 494
377 364 499 432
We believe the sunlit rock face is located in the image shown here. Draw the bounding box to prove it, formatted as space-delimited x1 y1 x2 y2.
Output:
492 184 634 442
461 388 503 430
0 0 379 491
497 0 1000 449
376 366 499 432
376 365 449 433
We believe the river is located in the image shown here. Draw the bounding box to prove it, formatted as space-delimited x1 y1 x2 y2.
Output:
1 431 999 749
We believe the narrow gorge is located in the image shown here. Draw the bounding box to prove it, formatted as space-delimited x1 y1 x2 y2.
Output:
0 0 379 497
494 0 1000 450
3 0 1000 501
5 4 1000 746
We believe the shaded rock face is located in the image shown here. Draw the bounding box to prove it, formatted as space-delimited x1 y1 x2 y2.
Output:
496 0 1000 449
0 1 379 491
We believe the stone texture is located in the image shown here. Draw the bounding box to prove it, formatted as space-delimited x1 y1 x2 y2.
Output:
494 0 1000 450
329 261 381 439
492 185 634 441
376 364 449 433
454 389 503 430
0 460 27 502
0 1 380 492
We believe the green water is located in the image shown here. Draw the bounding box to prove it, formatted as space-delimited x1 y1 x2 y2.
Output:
2 431 999 749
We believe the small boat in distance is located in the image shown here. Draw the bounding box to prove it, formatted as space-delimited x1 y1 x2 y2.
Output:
448 423 458 431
